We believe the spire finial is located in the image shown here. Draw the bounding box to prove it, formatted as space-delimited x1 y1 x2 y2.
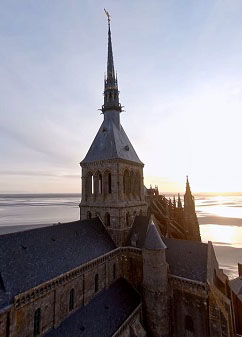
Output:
104 8 111 24
102 9 121 115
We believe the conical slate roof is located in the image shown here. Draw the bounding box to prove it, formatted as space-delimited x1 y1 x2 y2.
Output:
144 219 167 250
81 118 143 164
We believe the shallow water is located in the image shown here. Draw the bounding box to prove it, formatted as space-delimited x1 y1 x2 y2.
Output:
0 193 241 279
196 195 242 278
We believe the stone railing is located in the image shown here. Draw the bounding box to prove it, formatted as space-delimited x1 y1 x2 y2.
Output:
112 303 142 337
169 274 206 288
14 246 142 309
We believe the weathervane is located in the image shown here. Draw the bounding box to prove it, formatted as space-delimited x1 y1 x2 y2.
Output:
104 8 111 24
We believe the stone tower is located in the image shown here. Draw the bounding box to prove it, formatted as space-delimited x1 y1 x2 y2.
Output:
79 20 147 246
142 217 169 337
184 176 201 241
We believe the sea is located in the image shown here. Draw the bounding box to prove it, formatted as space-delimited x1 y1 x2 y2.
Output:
0 193 241 279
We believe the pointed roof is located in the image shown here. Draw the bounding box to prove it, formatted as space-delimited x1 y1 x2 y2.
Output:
177 193 182 208
81 12 142 165
81 118 143 164
185 176 192 196
107 23 115 84
144 217 166 250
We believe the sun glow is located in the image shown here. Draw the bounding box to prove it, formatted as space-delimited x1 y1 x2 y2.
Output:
200 224 242 248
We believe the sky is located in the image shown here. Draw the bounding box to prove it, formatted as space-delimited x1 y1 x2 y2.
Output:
0 0 242 194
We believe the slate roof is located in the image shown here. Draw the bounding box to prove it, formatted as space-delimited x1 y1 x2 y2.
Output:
230 276 242 300
81 118 143 164
44 278 140 337
127 215 208 283
0 218 116 309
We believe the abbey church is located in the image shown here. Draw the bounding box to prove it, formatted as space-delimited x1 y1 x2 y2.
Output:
0 17 242 337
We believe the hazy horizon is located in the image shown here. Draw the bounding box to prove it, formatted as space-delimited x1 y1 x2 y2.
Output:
0 193 241 279
1 191 242 196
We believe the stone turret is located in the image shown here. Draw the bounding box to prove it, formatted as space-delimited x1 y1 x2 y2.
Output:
184 176 201 241
142 217 169 337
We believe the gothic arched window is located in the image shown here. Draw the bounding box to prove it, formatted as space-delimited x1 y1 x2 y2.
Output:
104 171 112 196
69 289 75 311
34 308 41 336
134 172 141 199
86 172 94 197
98 174 102 194
123 170 129 196
130 171 135 196
108 173 112 194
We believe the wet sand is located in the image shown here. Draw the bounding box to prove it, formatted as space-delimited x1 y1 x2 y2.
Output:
199 216 242 226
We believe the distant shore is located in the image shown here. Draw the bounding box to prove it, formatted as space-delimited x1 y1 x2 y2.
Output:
0 223 54 235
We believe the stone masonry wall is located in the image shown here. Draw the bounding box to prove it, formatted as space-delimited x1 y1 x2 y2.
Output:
170 276 209 337
0 247 142 337
80 159 147 246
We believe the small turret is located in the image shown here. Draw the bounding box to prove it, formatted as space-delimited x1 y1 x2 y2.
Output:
144 218 167 251
142 216 169 337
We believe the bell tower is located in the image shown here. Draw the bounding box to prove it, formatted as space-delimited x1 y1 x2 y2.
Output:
79 13 147 246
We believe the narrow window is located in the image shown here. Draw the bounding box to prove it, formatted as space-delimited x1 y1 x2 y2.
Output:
126 212 130 226
6 312 10 337
87 211 91 219
108 173 112 194
113 264 116 280
98 174 102 194
123 170 129 196
91 175 94 194
69 289 75 311
33 308 41 336
185 315 194 333
123 175 126 194
139 209 143 216
87 172 94 197
95 274 99 293
105 213 110 226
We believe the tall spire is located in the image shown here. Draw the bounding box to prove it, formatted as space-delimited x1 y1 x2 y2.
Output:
102 9 121 115
107 23 115 84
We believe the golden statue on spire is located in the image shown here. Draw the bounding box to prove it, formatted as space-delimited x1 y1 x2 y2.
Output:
104 8 111 23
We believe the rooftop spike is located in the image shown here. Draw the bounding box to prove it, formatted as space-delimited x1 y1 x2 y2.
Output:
178 193 182 208
102 10 121 114
107 23 115 82
186 175 192 195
